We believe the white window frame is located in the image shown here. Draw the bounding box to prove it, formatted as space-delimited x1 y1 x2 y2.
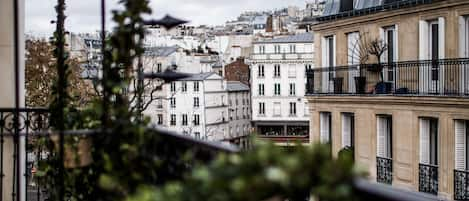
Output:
347 32 360 93
341 113 354 148
419 117 438 165
455 120 468 170
322 35 336 92
377 115 392 159
320 112 331 144
419 18 445 93
381 25 398 84
459 16 469 94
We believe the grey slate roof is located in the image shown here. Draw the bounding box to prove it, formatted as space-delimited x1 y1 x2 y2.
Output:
226 81 250 92
254 33 313 44
144 46 179 57
178 72 220 81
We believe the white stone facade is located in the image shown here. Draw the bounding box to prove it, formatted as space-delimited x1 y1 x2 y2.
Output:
145 72 228 141
250 33 313 138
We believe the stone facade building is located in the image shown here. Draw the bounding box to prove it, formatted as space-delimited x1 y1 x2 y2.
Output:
306 0 469 199
250 33 314 145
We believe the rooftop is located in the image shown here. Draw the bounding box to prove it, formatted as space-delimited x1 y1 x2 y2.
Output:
254 33 314 44
226 81 250 92
144 45 179 57
178 72 221 81
317 0 433 22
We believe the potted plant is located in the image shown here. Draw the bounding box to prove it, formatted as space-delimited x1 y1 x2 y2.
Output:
366 38 391 94
351 32 371 94
332 77 344 94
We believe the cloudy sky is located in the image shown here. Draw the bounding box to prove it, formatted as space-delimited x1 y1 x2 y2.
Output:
25 0 307 36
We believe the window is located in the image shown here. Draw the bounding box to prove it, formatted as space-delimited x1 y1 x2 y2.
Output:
258 65 265 77
157 63 162 72
182 114 188 126
235 108 239 120
341 113 355 148
157 114 163 125
289 83 296 96
304 102 309 116
274 64 281 77
194 132 201 139
320 112 332 144
170 82 176 92
455 120 469 170
288 65 296 78
305 64 312 70
377 115 392 159
170 114 176 126
235 98 239 105
274 45 281 53
170 97 176 108
419 18 445 93
289 102 296 116
347 32 360 93
419 118 438 166
193 114 200 126
258 45 265 54
181 81 187 92
383 26 397 82
289 44 296 53
273 102 281 116
259 102 265 115
274 83 281 95
459 16 469 93
193 97 200 107
322 36 336 92
194 81 200 92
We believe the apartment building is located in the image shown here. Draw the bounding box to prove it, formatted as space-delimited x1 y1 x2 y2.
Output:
226 81 251 147
146 72 228 141
250 33 314 145
306 0 469 199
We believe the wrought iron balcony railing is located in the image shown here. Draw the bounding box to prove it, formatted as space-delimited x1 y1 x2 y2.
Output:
376 157 393 185
419 163 438 195
306 58 469 97
454 169 469 200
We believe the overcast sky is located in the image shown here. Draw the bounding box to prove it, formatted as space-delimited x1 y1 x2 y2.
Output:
25 0 307 37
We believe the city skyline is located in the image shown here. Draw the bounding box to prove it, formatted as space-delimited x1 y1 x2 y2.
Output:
25 0 310 36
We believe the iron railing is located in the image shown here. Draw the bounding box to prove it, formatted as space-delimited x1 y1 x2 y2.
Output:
306 58 469 97
455 169 469 200
0 108 50 201
376 157 392 185
0 108 239 201
419 163 438 195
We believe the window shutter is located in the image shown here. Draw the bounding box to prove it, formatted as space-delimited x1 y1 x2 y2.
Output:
377 117 386 158
320 113 330 143
455 120 467 170
342 114 351 148
420 119 430 164
419 20 429 60
438 17 445 59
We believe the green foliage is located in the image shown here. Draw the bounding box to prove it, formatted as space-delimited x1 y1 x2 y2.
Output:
127 142 363 201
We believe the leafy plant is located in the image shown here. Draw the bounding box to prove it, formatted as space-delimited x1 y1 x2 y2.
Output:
127 142 363 201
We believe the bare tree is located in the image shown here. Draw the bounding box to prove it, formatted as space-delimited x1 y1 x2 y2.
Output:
25 39 96 107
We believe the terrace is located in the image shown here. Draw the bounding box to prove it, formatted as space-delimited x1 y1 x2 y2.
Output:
306 58 469 97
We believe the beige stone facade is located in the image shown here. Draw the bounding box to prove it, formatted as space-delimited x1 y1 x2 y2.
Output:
0 0 25 200
307 0 469 199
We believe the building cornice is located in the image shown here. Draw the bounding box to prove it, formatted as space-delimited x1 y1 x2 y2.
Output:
312 0 469 32
306 95 469 108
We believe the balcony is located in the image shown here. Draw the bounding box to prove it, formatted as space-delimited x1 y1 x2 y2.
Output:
376 157 393 185
419 163 438 195
454 169 469 200
306 58 469 97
